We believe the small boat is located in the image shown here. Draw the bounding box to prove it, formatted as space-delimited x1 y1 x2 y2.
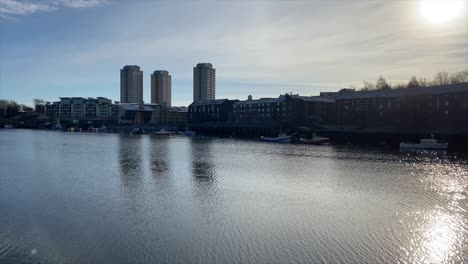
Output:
260 133 291 143
4 124 14 129
154 129 175 136
300 134 330 145
400 136 448 150
130 128 145 135
52 120 62 130
177 130 196 136
96 126 108 133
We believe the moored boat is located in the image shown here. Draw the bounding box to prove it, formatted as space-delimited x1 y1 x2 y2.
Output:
52 120 62 130
300 134 330 145
130 128 145 135
177 130 196 136
4 124 14 129
400 136 448 150
260 133 291 143
154 129 175 136
96 126 108 133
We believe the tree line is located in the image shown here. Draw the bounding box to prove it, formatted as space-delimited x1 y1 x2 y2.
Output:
355 70 468 91
0 99 34 118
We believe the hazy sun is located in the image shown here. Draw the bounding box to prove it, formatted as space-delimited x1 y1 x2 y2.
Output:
419 0 466 24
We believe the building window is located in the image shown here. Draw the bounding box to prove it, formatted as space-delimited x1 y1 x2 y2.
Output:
444 101 449 106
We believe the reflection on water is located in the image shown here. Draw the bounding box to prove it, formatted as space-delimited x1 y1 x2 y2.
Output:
394 157 468 264
0 130 467 264
149 136 170 176
119 135 145 193
190 140 216 182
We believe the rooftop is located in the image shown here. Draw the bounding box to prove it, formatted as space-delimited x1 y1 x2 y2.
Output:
122 65 141 71
170 106 188 112
234 97 283 105
119 103 155 112
336 82 468 100
195 63 213 68
153 70 170 75
288 95 335 103
190 99 233 106
234 94 335 105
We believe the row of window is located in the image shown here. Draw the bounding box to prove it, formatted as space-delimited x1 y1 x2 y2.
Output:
237 113 287 118
191 106 220 112
234 107 286 113
234 102 285 109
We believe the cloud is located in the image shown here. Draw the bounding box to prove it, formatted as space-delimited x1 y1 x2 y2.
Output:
0 0 108 18
0 0 55 17
56 0 109 9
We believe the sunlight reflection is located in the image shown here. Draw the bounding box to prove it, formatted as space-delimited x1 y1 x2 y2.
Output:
403 158 468 263
418 211 461 263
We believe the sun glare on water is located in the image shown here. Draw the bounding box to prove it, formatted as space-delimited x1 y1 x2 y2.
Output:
419 0 466 24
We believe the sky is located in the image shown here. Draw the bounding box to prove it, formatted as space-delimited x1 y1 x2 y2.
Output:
0 0 467 106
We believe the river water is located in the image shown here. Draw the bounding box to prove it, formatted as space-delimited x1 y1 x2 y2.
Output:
0 129 467 264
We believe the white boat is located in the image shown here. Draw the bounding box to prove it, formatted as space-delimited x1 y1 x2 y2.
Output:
154 129 175 136
96 126 108 133
53 120 62 130
400 137 448 150
130 128 145 135
260 133 291 143
177 130 196 136
4 124 14 129
300 134 330 145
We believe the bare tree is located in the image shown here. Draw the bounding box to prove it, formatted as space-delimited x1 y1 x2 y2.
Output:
33 98 45 105
393 83 407 89
418 78 428 87
449 70 468 84
361 81 375 91
407 76 420 88
376 76 391 90
433 71 450 85
0 100 19 118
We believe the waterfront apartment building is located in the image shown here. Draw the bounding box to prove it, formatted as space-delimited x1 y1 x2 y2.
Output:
232 94 335 128
120 65 143 103
44 97 118 123
193 63 216 102
333 82 468 132
151 70 172 107
188 99 238 124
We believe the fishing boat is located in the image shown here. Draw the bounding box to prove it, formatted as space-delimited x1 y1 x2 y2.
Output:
260 133 291 143
300 134 330 145
154 129 175 136
400 136 448 150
